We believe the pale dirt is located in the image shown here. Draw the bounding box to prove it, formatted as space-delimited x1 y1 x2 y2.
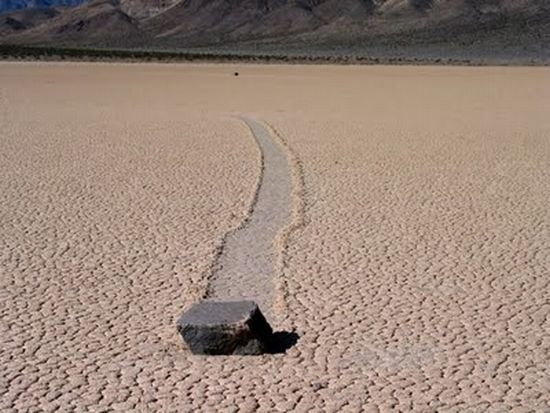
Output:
208 116 292 323
1 62 549 412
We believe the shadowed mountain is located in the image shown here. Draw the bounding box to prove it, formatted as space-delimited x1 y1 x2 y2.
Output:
2 0 139 46
1 8 57 35
0 0 84 13
140 0 378 44
1 0 549 63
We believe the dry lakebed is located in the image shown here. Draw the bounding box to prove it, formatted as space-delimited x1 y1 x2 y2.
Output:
1 62 549 412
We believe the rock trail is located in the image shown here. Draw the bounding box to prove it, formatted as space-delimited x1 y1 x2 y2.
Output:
207 115 293 322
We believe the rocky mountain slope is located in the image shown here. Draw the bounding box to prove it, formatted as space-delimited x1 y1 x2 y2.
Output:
1 0 549 63
0 0 84 13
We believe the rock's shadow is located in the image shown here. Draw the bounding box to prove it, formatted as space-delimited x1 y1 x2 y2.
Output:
267 331 300 354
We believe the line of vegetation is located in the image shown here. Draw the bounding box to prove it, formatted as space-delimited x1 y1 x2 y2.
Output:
0 44 479 65
0 44 286 62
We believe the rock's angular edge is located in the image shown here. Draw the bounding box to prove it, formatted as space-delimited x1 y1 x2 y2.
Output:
176 301 273 355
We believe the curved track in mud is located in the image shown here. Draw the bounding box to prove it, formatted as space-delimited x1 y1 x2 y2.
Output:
207 116 293 321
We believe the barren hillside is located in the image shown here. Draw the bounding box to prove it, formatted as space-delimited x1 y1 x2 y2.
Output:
1 0 549 63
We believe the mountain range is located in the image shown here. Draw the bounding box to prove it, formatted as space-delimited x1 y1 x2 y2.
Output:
1 0 83 13
1 0 549 63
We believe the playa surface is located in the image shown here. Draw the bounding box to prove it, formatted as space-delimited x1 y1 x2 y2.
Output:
1 62 549 412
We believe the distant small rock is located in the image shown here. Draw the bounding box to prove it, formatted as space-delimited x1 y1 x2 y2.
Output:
234 72 239 76
177 301 273 355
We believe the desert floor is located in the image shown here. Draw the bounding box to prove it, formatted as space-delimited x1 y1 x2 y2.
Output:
1 62 549 412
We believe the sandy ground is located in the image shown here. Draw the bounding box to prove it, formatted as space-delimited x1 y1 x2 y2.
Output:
207 116 292 322
1 62 549 412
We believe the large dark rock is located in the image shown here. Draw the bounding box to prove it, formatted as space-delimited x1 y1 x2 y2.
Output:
177 301 273 355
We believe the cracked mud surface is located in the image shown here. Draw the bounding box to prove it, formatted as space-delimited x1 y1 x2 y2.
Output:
208 116 292 322
1 63 549 412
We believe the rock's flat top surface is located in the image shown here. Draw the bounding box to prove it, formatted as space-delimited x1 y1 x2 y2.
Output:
178 301 259 326
177 300 273 355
